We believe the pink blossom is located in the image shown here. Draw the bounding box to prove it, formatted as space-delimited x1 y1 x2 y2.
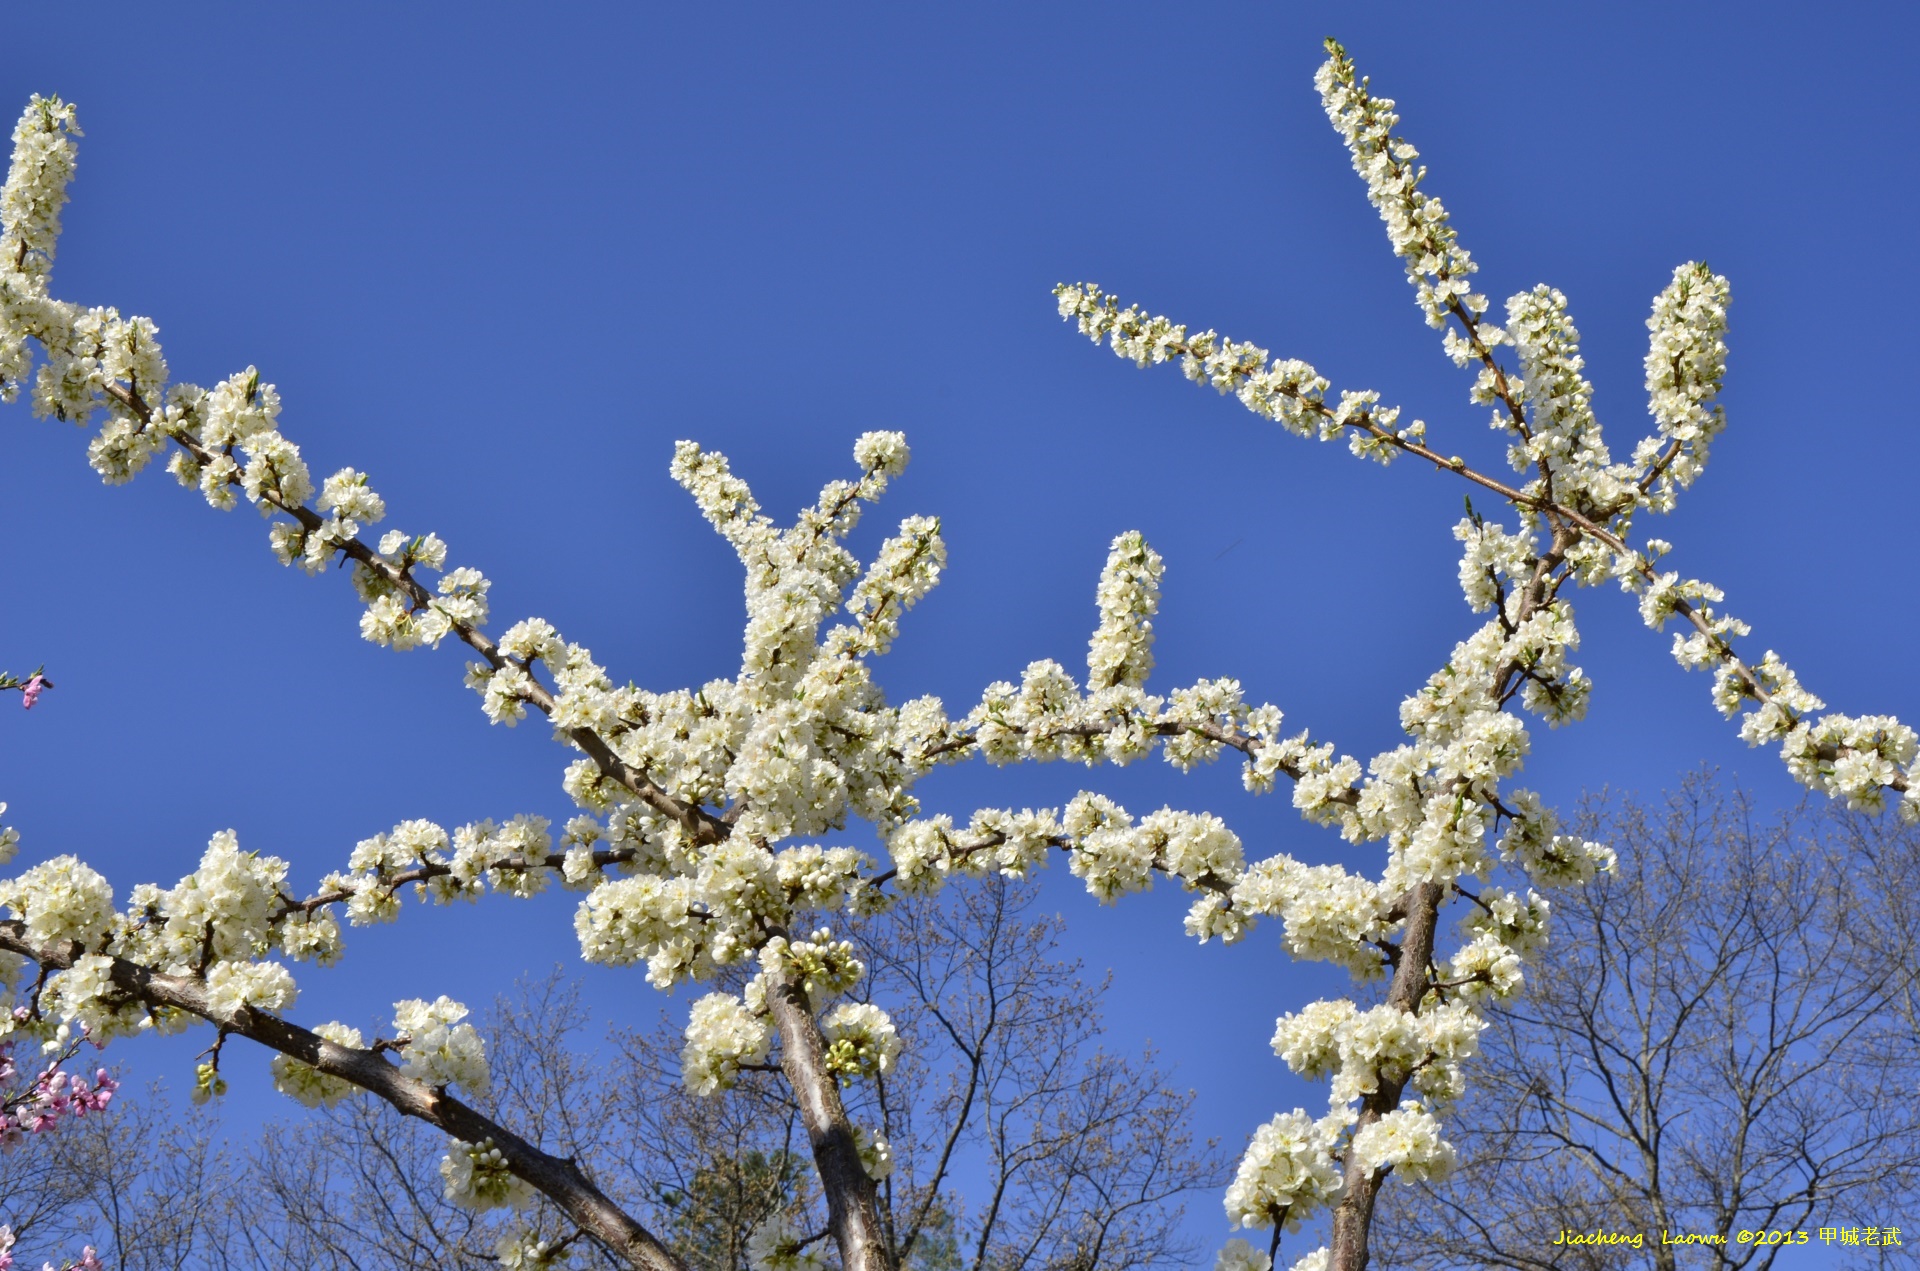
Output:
19 674 44 709
0 1221 101 1270
1 1047 117 1148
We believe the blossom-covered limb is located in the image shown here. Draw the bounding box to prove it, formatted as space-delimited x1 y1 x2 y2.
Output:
1056 279 1912 811
280 836 639 929
1312 43 1543 470
92 380 727 846
1053 44 1870 1270
2 104 949 1271
0 920 688 1271
0 101 724 849
1061 46 1913 826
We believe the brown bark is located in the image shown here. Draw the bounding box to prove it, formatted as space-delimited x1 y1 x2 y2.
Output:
765 975 898 1271
1329 880 1444 1271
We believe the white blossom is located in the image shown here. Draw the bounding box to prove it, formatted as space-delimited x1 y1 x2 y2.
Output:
0 856 114 945
1349 1101 1455 1181
1223 1110 1340 1229
393 996 490 1096
270 1022 365 1108
440 1137 533 1211
1088 531 1162 690
853 1124 894 1180
681 992 771 1096
203 959 298 1015
820 1001 899 1081
494 1228 573 1269
1214 1238 1272 1271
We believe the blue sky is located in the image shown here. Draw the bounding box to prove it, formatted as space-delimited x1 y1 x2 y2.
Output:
2 2 1914 1261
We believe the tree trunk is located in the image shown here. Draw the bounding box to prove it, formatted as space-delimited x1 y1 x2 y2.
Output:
1330 881 1444 1271
767 976 898 1271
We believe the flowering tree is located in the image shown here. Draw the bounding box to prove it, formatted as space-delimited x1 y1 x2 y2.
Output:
0 36 1912 1271
0 1034 112 1271
0 1008 117 1271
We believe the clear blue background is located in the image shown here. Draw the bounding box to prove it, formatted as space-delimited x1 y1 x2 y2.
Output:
1 3 1912 1262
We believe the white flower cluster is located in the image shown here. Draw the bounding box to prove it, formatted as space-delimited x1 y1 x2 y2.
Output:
846 514 946 657
0 835 324 1047
39 955 143 1045
1271 999 1482 1107
440 1137 534 1212
681 991 771 1096
203 960 298 1016
1222 1110 1341 1229
852 1124 894 1180
1231 859 1387 975
1636 570 1920 815
392 996 490 1096
310 814 562 933
759 930 866 1006
1348 1100 1454 1181
820 1001 900 1083
0 856 113 946
1088 530 1162 689
0 96 78 287
29 832 356 1049
268 1022 365 1108
1638 262 1730 507
494 1228 573 1269
1214 1239 1272 1271
1053 284 1424 464
1063 797 1242 904
118 831 312 968
1315 39 1484 332
884 807 1063 892
1501 285 1627 515
573 838 782 988
639 434 954 840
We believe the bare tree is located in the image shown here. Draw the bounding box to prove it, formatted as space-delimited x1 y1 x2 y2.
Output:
857 878 1218 1271
1376 778 1920 1270
610 876 1226 1271
0 1085 240 1270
